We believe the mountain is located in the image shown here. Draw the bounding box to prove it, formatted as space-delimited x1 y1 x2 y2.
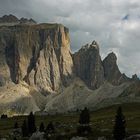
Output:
0 15 19 23
0 14 36 25
0 18 73 94
0 15 139 116
73 41 104 89
103 52 130 85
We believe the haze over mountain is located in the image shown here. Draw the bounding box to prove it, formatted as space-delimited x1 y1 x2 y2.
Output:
0 15 140 115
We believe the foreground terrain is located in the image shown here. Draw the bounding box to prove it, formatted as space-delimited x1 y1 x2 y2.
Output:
0 103 140 139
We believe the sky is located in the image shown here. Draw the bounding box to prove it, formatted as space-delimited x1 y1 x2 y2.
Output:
0 0 140 77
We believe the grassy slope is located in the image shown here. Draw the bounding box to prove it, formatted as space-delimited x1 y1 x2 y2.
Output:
0 102 140 138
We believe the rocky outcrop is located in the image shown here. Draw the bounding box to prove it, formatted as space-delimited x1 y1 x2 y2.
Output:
73 45 132 89
0 22 73 94
103 52 129 85
0 14 19 23
0 14 36 26
20 17 36 24
73 41 104 89
132 74 139 81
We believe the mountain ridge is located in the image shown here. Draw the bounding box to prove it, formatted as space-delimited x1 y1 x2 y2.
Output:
0 15 139 115
0 14 36 25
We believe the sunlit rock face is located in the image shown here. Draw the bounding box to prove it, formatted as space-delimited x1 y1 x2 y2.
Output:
0 20 74 94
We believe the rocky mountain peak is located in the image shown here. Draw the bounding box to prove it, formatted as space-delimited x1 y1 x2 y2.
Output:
81 43 89 50
105 52 117 62
73 41 104 89
0 14 36 25
92 40 97 45
19 17 36 24
103 52 129 85
0 14 18 23
132 74 139 81
90 40 99 49
80 40 99 51
73 42 132 89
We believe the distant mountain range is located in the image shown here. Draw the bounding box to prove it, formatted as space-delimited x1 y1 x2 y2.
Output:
0 14 36 25
0 15 140 116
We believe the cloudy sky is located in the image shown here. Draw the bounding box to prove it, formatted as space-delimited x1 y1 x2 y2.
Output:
0 0 140 77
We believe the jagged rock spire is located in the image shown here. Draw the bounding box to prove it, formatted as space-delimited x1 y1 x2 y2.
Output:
92 40 97 45
90 40 99 50
0 14 36 25
132 74 139 81
73 40 104 89
103 52 129 85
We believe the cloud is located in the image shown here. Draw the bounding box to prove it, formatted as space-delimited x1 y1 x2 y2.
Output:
0 0 140 76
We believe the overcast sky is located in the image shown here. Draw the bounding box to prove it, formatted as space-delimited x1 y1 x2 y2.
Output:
0 0 140 77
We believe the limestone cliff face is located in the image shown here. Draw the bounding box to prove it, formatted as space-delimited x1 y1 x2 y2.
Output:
73 41 104 89
103 52 129 85
0 23 73 93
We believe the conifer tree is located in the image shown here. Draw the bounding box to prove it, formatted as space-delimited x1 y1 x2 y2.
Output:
79 107 90 124
21 120 28 137
113 106 126 140
39 122 45 132
14 137 17 140
14 122 18 129
27 112 36 134
46 121 55 134
77 107 91 134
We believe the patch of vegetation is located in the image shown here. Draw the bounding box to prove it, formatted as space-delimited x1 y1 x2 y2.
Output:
0 102 140 139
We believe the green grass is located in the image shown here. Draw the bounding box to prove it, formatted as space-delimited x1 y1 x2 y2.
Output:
0 102 140 139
